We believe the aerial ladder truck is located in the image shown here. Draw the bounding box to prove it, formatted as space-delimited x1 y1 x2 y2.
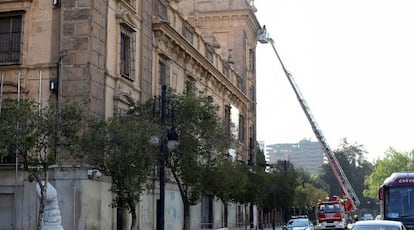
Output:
257 27 360 229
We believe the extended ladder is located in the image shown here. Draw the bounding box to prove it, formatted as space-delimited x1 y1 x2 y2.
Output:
258 29 360 211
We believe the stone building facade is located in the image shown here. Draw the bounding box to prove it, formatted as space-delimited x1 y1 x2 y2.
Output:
0 0 261 229
176 0 259 164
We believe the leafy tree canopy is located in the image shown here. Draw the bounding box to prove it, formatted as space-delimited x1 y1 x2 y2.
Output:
0 99 84 180
0 99 84 230
165 91 232 205
255 142 267 170
82 99 159 230
203 158 249 205
364 148 414 198
293 183 328 210
262 162 298 211
318 138 373 211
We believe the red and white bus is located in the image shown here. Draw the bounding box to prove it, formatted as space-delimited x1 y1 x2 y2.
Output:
379 172 414 229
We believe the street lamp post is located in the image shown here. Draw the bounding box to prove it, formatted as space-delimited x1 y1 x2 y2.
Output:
155 84 178 230
159 84 167 230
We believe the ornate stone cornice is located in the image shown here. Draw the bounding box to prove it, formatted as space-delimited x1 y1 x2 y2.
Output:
115 7 137 31
153 20 250 105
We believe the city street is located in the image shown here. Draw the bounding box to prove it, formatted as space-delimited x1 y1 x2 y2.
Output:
218 226 283 230
263 227 283 230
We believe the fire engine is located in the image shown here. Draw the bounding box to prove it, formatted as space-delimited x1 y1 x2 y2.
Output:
257 27 360 229
315 196 348 229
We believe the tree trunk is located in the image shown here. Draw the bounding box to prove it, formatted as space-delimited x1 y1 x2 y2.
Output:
129 201 137 230
272 209 276 230
258 207 263 230
244 204 248 230
224 203 228 228
183 201 191 230
36 176 47 230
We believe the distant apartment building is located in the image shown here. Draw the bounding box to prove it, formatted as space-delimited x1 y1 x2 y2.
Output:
266 139 324 175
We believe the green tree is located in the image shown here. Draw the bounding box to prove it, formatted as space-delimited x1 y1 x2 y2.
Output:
0 99 83 230
88 91 231 230
246 167 267 227
364 148 414 199
166 92 232 230
202 158 249 226
264 161 298 229
293 168 328 222
201 152 268 229
229 163 267 229
255 142 267 169
295 167 329 192
82 103 157 230
319 139 373 211
294 167 329 205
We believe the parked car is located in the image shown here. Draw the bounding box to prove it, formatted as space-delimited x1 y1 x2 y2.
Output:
361 213 374 220
283 215 314 230
351 220 407 230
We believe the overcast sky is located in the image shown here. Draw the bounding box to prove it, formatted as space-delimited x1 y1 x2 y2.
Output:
254 0 414 161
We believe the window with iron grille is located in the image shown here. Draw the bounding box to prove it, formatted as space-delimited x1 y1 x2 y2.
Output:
0 150 16 164
239 114 245 142
250 85 256 102
224 105 231 135
182 22 194 44
250 86 256 111
157 0 168 20
201 195 213 228
0 14 22 65
158 61 166 86
205 46 213 63
124 0 136 8
120 26 135 80
157 59 170 93
249 48 255 72
0 99 18 164
236 76 242 90
184 76 196 97
223 64 230 78
0 194 13 229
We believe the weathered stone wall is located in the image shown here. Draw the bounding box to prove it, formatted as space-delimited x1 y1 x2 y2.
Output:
140 0 155 101
175 0 260 163
0 167 115 230
60 0 107 117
